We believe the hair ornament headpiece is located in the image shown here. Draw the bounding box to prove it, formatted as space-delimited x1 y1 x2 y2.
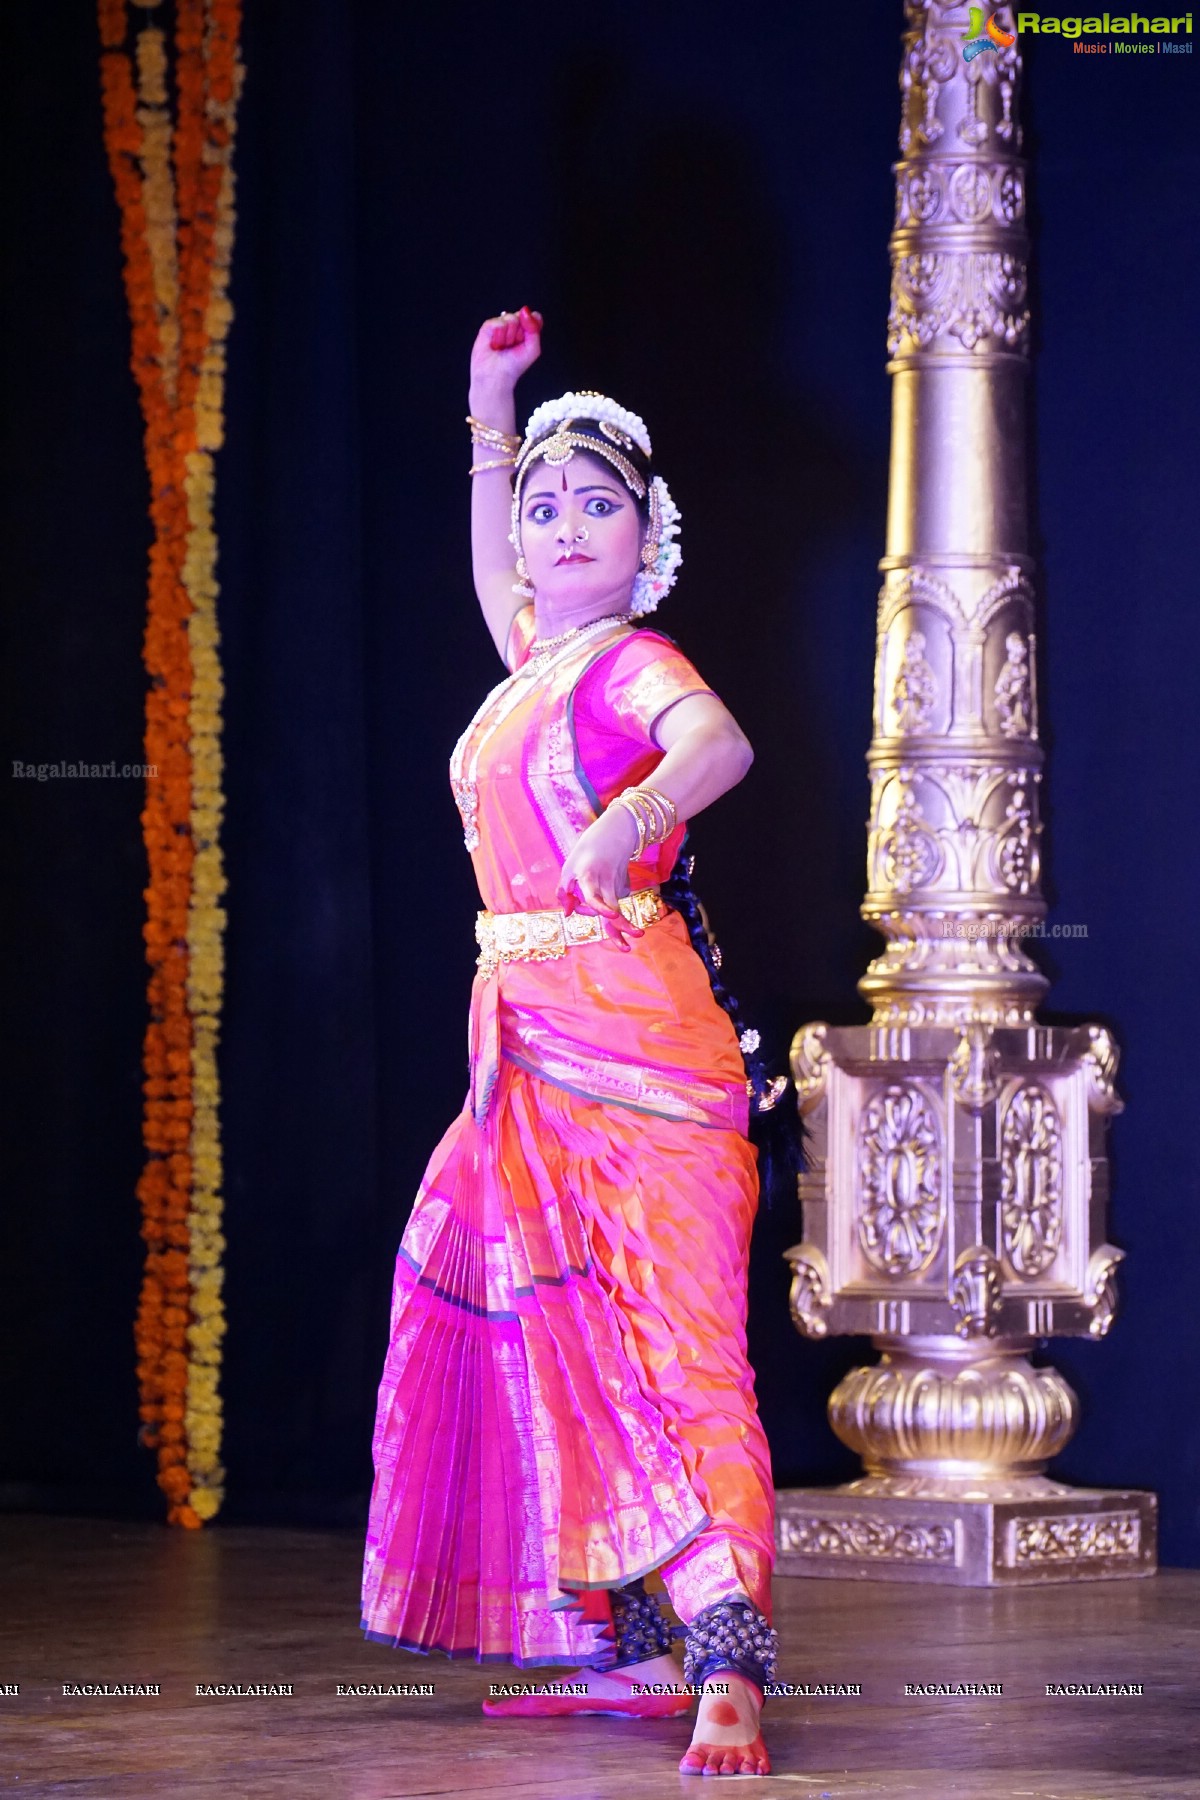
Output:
511 422 647 521
599 419 636 453
508 389 682 616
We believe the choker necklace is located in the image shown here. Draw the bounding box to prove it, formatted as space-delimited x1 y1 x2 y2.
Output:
530 611 632 661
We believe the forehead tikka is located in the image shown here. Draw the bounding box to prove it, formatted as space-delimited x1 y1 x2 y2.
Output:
512 421 647 504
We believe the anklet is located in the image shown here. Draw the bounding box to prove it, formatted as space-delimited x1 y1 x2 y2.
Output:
682 1597 779 1695
602 1577 676 1671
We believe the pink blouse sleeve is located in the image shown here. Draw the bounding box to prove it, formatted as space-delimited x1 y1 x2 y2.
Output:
503 604 537 672
577 629 716 748
572 633 719 893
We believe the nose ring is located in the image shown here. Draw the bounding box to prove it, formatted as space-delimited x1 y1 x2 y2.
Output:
574 527 589 543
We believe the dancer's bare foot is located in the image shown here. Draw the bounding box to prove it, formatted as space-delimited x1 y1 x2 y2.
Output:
679 1669 770 1776
483 1651 690 1717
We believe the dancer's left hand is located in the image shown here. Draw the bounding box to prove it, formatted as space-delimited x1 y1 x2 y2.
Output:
557 811 644 950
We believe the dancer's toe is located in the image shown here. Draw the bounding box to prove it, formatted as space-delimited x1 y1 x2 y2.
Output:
678 1736 770 1776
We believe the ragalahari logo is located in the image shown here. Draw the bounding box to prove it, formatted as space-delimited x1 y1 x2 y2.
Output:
962 6 1018 56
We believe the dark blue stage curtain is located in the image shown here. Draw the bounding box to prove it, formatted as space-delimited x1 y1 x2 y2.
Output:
2 3 1197 1560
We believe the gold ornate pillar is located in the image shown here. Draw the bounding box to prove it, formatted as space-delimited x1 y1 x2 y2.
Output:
775 1 1156 1585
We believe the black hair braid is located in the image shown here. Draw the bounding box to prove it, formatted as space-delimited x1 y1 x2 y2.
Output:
661 849 808 1210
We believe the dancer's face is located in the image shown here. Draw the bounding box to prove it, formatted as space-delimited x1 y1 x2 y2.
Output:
518 449 644 615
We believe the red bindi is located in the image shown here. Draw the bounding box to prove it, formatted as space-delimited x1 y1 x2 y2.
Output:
561 470 568 491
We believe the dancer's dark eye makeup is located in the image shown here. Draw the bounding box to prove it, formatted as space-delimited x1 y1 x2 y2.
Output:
524 483 626 525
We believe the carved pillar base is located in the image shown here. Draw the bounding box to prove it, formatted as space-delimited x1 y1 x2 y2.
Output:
774 1479 1158 1586
774 1333 1157 1585
780 1019 1157 1584
828 1335 1077 1476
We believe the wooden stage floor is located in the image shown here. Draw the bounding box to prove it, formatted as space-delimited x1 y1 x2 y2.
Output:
1 1514 1196 1799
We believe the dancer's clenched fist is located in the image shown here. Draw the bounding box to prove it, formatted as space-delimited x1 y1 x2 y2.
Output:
469 305 543 391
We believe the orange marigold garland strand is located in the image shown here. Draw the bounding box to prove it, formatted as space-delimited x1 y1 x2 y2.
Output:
99 3 192 1525
98 0 243 1527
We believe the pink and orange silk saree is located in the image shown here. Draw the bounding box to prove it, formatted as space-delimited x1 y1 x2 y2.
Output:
360 610 775 1667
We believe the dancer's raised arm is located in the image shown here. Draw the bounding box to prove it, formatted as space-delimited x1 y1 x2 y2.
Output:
467 306 542 658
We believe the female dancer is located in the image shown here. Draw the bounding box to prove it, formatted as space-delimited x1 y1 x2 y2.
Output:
361 305 780 1777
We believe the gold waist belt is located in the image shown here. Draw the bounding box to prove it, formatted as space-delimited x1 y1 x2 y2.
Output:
476 886 665 976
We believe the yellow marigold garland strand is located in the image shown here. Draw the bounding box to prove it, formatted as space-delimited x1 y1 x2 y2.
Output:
98 0 243 1528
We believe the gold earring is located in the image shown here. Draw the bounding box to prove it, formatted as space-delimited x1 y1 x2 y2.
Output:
513 554 535 599
640 479 662 569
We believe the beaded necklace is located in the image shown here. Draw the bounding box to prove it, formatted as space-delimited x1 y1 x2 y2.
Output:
528 609 632 666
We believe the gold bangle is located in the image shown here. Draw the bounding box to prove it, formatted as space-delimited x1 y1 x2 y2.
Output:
466 414 522 455
637 784 678 835
612 793 648 860
624 796 650 859
632 791 669 842
469 457 517 476
466 412 519 434
635 793 666 844
618 786 671 847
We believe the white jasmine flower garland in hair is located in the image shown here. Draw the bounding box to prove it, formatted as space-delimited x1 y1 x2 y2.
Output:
522 391 652 458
